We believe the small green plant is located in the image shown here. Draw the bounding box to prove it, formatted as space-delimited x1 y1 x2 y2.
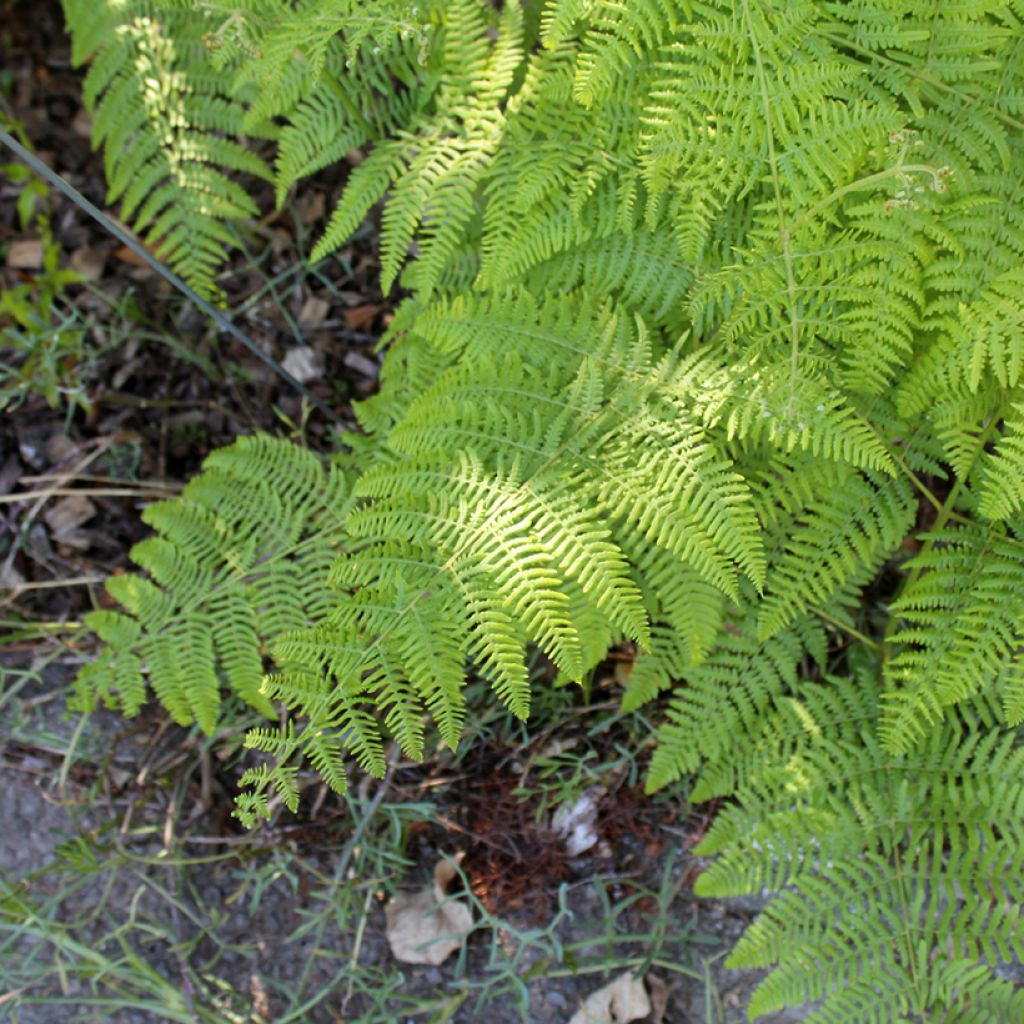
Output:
57 1 1024 1020
1 122 88 413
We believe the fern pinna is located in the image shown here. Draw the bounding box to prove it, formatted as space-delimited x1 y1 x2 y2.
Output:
69 1 1024 1020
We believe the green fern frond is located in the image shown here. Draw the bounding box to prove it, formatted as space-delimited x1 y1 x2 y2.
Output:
980 403 1024 520
646 610 824 795
273 41 433 205
882 524 1024 749
757 471 914 641
695 676 1024 1023
310 139 408 263
960 268 1024 390
72 612 145 718
67 4 1024 1019
73 435 349 733
62 0 272 297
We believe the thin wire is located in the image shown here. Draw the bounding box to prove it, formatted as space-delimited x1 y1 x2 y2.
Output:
0 127 341 424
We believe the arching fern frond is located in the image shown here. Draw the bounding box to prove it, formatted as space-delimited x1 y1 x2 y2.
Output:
756 470 914 641
238 287 769 815
882 523 1024 750
645 608 825 795
980 403 1024 521
62 0 272 298
72 435 350 734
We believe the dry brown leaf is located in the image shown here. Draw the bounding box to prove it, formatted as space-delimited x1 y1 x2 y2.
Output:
113 244 155 268
71 108 93 139
45 433 78 464
343 350 379 379
43 494 96 539
568 972 651 1024
384 858 472 966
0 562 25 591
646 974 668 1024
297 191 326 225
69 247 106 282
7 239 43 269
299 295 330 324
342 304 382 331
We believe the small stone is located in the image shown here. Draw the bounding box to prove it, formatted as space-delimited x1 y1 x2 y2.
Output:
281 346 324 384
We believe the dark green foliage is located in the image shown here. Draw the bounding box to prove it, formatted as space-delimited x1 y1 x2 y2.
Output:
694 676 1024 1023
67 1 1024 1019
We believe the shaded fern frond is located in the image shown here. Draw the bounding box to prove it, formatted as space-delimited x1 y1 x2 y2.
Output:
695 676 1024 1023
980 403 1024 520
756 470 914 641
882 524 1024 749
646 609 825 796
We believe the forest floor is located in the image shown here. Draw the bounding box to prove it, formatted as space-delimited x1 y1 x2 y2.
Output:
0 5 804 1022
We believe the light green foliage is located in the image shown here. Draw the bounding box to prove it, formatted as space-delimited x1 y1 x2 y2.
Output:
695 675 1024 1023
61 0 274 298
73 435 350 737
1 124 87 412
67 1 1024 1019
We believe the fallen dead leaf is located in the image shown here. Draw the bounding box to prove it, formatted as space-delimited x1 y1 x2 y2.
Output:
0 456 20 495
568 972 651 1024
299 295 330 324
552 786 602 857
342 350 379 379
45 433 78 464
646 974 668 1024
296 191 325 225
69 247 106 281
71 108 93 139
113 244 152 268
385 857 473 966
0 562 25 591
341 303 382 331
7 239 43 269
43 494 97 541
281 346 324 384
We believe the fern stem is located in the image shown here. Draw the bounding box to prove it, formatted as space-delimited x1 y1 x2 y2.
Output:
741 0 802 395
876 437 944 515
810 605 881 651
788 162 946 235
889 842 921 1001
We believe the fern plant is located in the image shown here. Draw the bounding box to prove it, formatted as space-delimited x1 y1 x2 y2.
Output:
75 435 350 734
65 0 1024 1019
62 0 274 298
